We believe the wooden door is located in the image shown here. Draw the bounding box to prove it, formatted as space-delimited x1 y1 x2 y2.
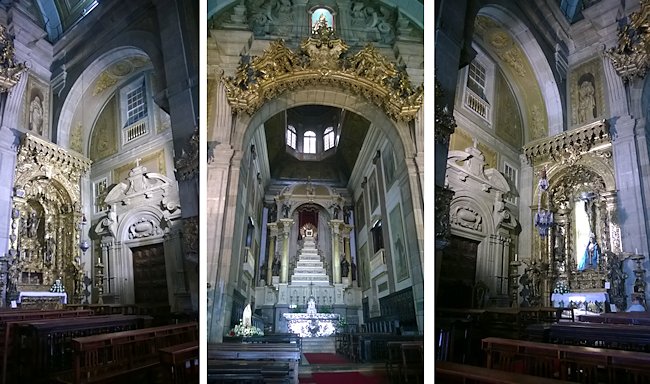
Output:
131 243 169 306
437 235 479 308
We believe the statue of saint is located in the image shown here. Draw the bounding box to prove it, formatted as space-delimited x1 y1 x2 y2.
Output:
243 303 252 328
340 257 350 277
307 297 317 315
272 257 281 276
29 95 44 135
578 235 600 271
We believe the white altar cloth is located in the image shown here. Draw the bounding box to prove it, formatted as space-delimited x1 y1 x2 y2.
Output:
18 291 67 304
551 291 608 309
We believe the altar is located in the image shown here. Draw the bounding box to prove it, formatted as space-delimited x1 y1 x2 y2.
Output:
282 297 340 337
18 291 67 309
551 291 609 313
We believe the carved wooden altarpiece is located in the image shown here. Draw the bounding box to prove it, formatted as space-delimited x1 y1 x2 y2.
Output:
7 134 91 305
523 121 623 310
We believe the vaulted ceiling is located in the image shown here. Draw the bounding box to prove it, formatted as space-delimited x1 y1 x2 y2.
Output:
27 0 99 42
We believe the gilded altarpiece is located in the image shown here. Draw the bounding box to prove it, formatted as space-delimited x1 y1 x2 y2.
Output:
524 121 623 310
8 134 91 306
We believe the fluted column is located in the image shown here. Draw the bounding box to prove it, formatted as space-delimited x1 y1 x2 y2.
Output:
330 220 343 284
266 223 278 285
279 218 293 283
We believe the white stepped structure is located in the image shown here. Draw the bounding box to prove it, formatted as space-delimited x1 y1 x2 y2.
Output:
290 233 330 285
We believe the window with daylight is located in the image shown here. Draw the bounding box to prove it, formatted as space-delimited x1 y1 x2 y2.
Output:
120 77 149 144
287 125 296 148
125 82 147 125
304 131 316 154
371 220 384 254
503 162 518 204
323 127 335 150
462 49 494 123
467 61 486 99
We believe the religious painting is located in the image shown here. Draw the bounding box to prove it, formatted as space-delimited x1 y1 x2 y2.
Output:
355 193 366 235
383 146 396 188
369 172 379 213
389 203 410 282
359 242 370 291
23 74 50 138
568 57 606 127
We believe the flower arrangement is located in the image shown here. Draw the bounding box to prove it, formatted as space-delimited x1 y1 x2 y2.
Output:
553 280 570 294
228 320 264 337
50 277 65 293
335 317 348 332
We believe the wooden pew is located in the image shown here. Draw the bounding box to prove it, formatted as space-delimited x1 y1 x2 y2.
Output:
159 341 199 384
436 361 578 383
207 342 300 384
357 333 423 363
482 336 650 382
0 310 95 384
222 333 301 353
387 340 423 384
55 322 198 384
11 314 151 383
549 322 650 351
578 312 650 326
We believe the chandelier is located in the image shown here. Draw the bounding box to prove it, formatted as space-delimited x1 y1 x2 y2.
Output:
535 167 553 237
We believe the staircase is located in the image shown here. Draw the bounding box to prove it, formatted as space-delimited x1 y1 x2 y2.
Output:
291 234 330 285
301 336 336 354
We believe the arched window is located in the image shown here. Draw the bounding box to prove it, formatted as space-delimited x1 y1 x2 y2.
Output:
286 125 296 148
323 127 335 150
304 131 316 154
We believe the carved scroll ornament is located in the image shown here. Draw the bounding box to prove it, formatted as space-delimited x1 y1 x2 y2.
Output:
222 28 423 122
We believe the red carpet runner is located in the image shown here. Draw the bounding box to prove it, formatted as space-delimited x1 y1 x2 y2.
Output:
300 372 389 384
303 353 350 364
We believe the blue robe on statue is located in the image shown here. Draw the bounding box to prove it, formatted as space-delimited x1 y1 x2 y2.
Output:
578 240 600 271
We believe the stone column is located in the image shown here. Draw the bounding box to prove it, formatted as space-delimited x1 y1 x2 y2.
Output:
293 0 309 38
279 218 293 283
266 223 277 285
330 220 343 284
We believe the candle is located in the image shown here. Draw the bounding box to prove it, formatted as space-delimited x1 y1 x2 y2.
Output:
636 248 639 255
98 257 101 264
514 253 518 261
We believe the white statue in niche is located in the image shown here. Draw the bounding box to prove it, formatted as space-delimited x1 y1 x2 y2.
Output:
242 303 252 328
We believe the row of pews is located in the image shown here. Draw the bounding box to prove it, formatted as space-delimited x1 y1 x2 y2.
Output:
0 307 198 384
437 308 650 382
208 334 301 384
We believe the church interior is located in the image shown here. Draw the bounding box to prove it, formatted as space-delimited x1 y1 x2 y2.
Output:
0 1 200 383
436 0 650 382
208 0 424 383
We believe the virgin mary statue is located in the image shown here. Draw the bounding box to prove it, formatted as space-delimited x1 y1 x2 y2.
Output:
578 234 600 271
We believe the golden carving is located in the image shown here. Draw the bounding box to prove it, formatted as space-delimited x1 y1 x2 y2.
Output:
435 79 456 145
69 122 83 153
93 72 118 96
222 30 423 122
0 25 26 93
606 0 650 82
10 134 91 303
523 120 609 165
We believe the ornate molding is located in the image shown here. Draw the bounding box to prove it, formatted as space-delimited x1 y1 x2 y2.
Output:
128 217 163 239
435 79 456 145
17 133 92 178
175 128 199 181
182 216 198 264
0 25 27 93
222 29 423 122
435 186 454 248
522 120 609 165
450 204 483 232
606 1 650 82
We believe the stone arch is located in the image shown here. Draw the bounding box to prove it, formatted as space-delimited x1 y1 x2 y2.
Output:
477 4 563 137
231 87 414 163
56 41 160 151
